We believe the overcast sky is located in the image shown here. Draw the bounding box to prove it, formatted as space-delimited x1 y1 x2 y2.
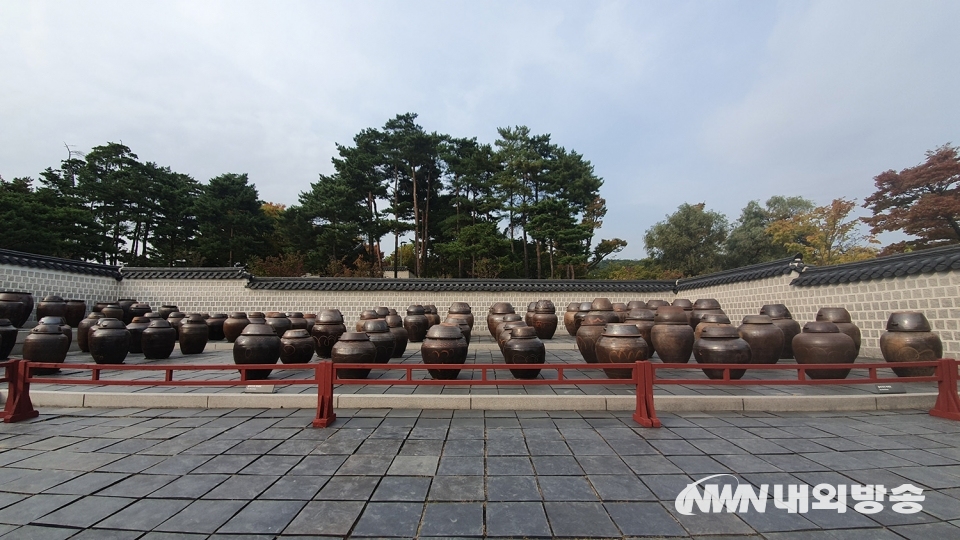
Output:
2 0 957 259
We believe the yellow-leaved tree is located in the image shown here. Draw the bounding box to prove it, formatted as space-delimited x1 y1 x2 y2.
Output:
766 198 878 266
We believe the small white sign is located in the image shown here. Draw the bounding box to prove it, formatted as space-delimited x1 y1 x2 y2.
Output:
244 384 276 394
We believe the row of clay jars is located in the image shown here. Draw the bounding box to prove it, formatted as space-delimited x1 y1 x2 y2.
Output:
880 312 940 377
421 323 468 380
576 300 621 363
37 296 89 327
0 290 34 328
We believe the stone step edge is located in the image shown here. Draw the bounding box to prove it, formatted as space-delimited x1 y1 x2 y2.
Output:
5 390 939 413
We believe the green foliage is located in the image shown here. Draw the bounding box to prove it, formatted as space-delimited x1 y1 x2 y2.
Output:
644 203 728 277
194 173 272 266
724 196 815 268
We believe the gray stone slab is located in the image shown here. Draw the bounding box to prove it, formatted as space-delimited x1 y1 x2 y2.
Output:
217 500 306 534
543 501 620 537
141 454 212 475
0 469 83 494
371 476 431 501
428 476 484 501
154 499 247 534
282 500 365 536
387 455 438 476
487 475 540 501
532 455 583 476
0 494 80 526
35 495 134 528
315 475 379 501
98 474 177 498
95 498 191 530
96 454 166 473
148 474 229 499
351 502 423 537
419 502 483 537
539 476 600 501
487 456 534 475
41 471 128 495
588 474 656 501
437 455 483 476
287 454 347 475
486 501 552 537
605 501 687 536
576 455 633 475
203 475 279 500
335 454 394 476
239 454 302 476
0 524 76 540
192 454 257 474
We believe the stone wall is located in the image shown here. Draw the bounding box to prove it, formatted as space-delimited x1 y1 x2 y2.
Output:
0 263 120 325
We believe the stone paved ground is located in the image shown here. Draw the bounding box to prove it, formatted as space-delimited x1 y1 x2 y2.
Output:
0 407 958 538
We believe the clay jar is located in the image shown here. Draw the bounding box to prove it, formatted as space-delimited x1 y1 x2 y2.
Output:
691 299 723 329
77 313 104 353
141 319 177 359
266 312 292 338
64 300 87 327
404 305 429 343
223 313 250 343
502 325 545 379
816 307 862 355
37 295 67 319
694 326 751 380
23 323 69 374
89 318 131 365
424 305 441 328
531 300 558 340
0 319 16 359
362 319 395 365
421 323 468 380
793 321 857 379
158 305 179 320
117 299 137 324
93 302 109 313
0 291 33 328
625 308 656 356
178 314 209 355
573 301 593 334
312 310 347 359
280 329 315 364
206 313 227 341
524 302 537 326
448 302 474 328
168 311 187 337
651 306 694 363
304 313 317 329
126 316 151 354
331 332 377 379
498 319 527 352
563 302 581 336
627 300 647 310
738 315 784 365
286 312 309 331
444 315 472 346
487 302 515 337
612 303 629 323
39 316 72 348
576 313 617 363
694 313 732 342
646 299 670 310
671 299 693 325
880 312 940 377
595 323 650 379
760 304 801 359
233 323 280 379
355 310 379 332
130 303 152 320
385 314 409 358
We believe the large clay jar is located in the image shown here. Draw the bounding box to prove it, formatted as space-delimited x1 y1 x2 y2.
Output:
64 300 87 327
694 326 751 380
487 302 515 337
625 308 656 355
125 317 151 354
286 312 309 331
130 303 152 320
421 323 468 380
355 310 379 332
303 313 317 329
691 299 724 329
0 319 16 360
265 312 292 338
495 314 523 345
572 301 593 334
531 300 558 340
760 304 802 359
385 314 409 358
563 302 581 336
694 313 732 342
595 323 650 379
233 323 280 379
627 300 647 310
646 299 670 310
38 316 72 348
362 319 395 365
404 305 429 343
158 305 179 320
498 320 528 352
93 302 109 313
100 304 123 322
312 309 347 358
651 306 694 363
89 318 131 365
793 321 857 379
424 305 441 328
576 313 615 363
117 299 137 324
502 325 545 379
448 302 474 329
816 307 861 355
374 307 391 319
77 312 103 352
223 312 249 343
524 302 537 327
141 319 176 359
671 299 693 325
23 323 69 374
280 329 315 364
738 315 784 365
444 315 472 346
206 313 227 341
178 314 209 355
331 332 377 379
0 291 34 328
37 295 67 320
880 312 940 377
612 303 629 323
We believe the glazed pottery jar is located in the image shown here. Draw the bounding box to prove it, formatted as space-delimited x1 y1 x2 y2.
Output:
880 312 940 377
404 305 429 343
424 305 441 328
126 317 151 354
89 318 131 365
385 314 409 358
37 295 67 319
286 312 309 331
738 315 784 365
495 315 524 349
502 325 545 379
265 312 292 338
793 321 856 379
524 302 537 326
223 312 250 343
422 323 468 380
0 291 33 328
612 303 629 323
595 323 650 379
206 313 227 341
498 320 528 352
694 326 751 380
158 305 179 319
101 304 125 322
280 329 315 364
77 312 104 352
760 304 801 359
487 302 516 337
303 313 317 328
0 299 25 329
178 314 209 355
233 323 280 379
362 319 396 364
312 309 347 358
576 313 616 363
816 307 862 355
651 306 694 363
141 319 176 359
331 332 377 379
93 302 109 313
23 323 69 374
627 300 647 310
563 302 581 336
625 308 656 355
531 300 558 340
117 299 137 324
691 299 724 329
374 307 391 319
355 309 380 332
694 313 731 342
38 316 72 348
0 319 16 359
448 302 474 328
130 303 152 320
64 300 87 327
572 301 593 334
646 299 670 310
671 299 693 325
143 312 161 320
444 315 472 346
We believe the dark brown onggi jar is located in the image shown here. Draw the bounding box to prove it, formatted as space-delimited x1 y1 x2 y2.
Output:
404 305 429 343
694 325 751 380
286 312 309 331
266 312 292 338
816 307 861 355
487 302 515 338
738 315 784 365
524 302 537 327
627 300 647 310
331 332 377 379
64 300 87 327
671 299 693 325
424 305 441 328
495 315 524 350
498 320 528 352
158 305 179 320
37 295 67 320
422 323 468 380
444 315 472 346
385 314 409 358
280 329 315 364
563 302 581 336
573 301 593 334
0 291 33 328
89 318 131 365
595 323 649 379
233 323 280 379
167 312 186 338
760 304 801 359
625 308 656 356
23 323 69 374
646 299 670 310
694 313 731 342
880 312 940 377
531 299 558 340
126 316 151 354
130 303 152 320
612 303 629 323
0 319 17 360
206 313 227 341
312 309 347 358
448 302 474 328
223 312 250 343
793 321 856 379
362 319 395 365
38 316 72 348
691 298 723 329
117 299 138 324
651 306 694 363
77 312 104 353
355 309 380 332
100 304 124 322
142 319 176 359
502 325 545 379
576 313 617 364
178 314 209 355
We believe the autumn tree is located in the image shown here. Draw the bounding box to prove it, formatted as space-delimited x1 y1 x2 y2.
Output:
863 143 960 254
724 196 815 268
767 198 877 266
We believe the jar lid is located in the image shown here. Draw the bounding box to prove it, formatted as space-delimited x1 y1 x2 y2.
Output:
760 304 792 319
208 313 227 320
698 313 731 325
85 313 104 320
39 316 66 325
266 312 286 318
144 312 161 319
41 295 65 302
625 308 655 321
282 329 310 339
132 303 152 309
802 321 840 333
362 320 389 333
426 323 464 339
489 302 514 314
318 309 344 323
816 307 852 324
168 312 186 318
627 300 647 310
741 314 773 325
185 313 205 323
338 331 369 341
654 306 688 324
511 326 539 339
671 299 693 309
97 318 127 330
646 299 670 308
385 315 403 327
526 302 537 312
229 312 248 319
449 302 471 313
240 323 280 336
287 312 304 318
31 323 64 334
130 317 150 324
248 311 265 318
566 302 581 311
590 298 613 311
612 303 628 312
406 305 425 315
602 323 641 337
425 305 438 314
700 326 740 339
581 313 617 326
147 319 172 328
693 298 722 310
886 312 931 332
0 319 11 326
